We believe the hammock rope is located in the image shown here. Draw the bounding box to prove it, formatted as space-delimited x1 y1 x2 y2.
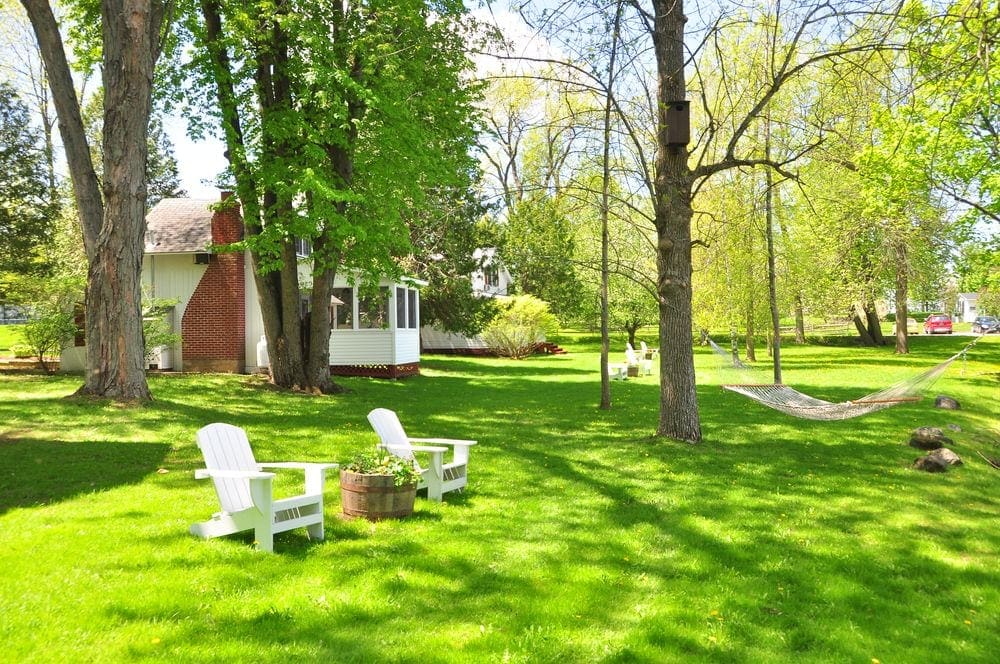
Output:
711 338 976 421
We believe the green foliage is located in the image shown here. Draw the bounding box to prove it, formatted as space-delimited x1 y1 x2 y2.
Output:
19 308 75 372
406 190 499 337
9 342 33 358
0 82 57 281
142 296 181 363
956 238 1000 314
343 448 418 488
481 294 559 359
503 195 583 320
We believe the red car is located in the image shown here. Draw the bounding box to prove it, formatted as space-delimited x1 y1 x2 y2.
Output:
923 315 953 334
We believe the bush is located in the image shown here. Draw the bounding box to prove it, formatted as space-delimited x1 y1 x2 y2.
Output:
481 295 559 359
143 297 181 363
10 343 33 358
20 310 76 372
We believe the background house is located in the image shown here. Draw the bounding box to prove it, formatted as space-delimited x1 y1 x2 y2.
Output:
956 292 978 322
420 247 511 354
62 192 422 378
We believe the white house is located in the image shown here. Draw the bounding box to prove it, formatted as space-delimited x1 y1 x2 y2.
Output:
62 193 423 378
957 292 979 322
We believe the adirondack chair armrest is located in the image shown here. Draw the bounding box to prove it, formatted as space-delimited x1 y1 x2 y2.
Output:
258 462 339 471
392 444 450 454
409 437 477 447
194 469 275 480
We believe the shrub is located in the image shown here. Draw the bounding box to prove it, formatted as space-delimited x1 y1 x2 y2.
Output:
143 297 181 364
481 294 559 359
20 310 77 372
10 343 34 358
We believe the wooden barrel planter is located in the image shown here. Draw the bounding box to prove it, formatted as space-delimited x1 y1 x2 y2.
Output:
340 470 417 521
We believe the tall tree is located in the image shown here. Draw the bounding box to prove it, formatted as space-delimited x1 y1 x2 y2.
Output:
20 0 171 401
185 0 480 392
0 81 56 282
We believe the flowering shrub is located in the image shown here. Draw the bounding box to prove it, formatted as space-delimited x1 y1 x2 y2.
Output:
481 294 559 359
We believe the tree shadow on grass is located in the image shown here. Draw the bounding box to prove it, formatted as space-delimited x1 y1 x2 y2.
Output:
0 435 171 515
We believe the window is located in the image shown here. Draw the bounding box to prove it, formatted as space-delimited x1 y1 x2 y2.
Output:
396 287 406 330
358 287 389 329
332 288 353 329
484 265 500 289
407 289 418 328
294 237 312 258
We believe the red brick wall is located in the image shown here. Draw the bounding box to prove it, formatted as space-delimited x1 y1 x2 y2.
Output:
181 194 246 372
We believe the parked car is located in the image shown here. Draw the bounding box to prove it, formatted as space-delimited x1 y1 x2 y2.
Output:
971 315 999 334
923 314 953 334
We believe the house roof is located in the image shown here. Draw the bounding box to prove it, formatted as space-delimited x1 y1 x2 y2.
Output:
145 198 215 254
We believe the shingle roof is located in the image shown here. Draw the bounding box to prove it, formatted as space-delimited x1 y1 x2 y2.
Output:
145 198 215 254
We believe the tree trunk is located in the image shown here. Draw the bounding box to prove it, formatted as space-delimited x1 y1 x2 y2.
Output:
894 240 909 354
598 2 622 411
22 0 163 401
625 321 641 348
794 293 805 343
763 125 781 384
864 298 885 345
852 304 876 346
652 0 700 443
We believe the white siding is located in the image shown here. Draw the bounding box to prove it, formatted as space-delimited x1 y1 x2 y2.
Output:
420 326 489 352
330 329 395 364
143 254 209 371
394 329 420 363
244 252 266 372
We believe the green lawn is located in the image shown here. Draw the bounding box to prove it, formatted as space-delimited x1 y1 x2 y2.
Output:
1 334 997 662
0 324 23 353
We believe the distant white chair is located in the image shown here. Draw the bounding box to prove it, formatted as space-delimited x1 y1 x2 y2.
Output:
190 423 337 552
625 344 652 376
640 341 658 359
367 408 476 501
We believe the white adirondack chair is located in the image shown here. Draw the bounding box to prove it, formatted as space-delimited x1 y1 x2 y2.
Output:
190 423 337 552
625 344 652 376
367 408 477 501
640 341 658 359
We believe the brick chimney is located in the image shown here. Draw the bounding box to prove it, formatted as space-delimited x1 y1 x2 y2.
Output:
181 191 246 372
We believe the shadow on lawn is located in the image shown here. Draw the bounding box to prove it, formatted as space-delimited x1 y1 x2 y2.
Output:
0 436 171 514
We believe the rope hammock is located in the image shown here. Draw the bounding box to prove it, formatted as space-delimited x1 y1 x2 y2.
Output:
710 338 975 421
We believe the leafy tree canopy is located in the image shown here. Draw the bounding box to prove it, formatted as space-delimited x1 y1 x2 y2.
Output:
0 80 56 286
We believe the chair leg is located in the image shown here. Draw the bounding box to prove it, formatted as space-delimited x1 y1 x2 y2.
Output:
249 477 275 552
307 521 325 541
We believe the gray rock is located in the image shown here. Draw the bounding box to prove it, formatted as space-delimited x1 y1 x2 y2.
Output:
946 424 962 432
935 395 961 410
927 447 963 466
913 455 949 472
909 426 954 450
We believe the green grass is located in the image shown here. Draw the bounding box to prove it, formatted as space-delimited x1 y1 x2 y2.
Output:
0 324 23 353
1 334 997 662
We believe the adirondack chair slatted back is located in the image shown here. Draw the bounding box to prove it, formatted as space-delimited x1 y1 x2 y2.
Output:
196 423 259 513
367 408 418 464
625 346 639 365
